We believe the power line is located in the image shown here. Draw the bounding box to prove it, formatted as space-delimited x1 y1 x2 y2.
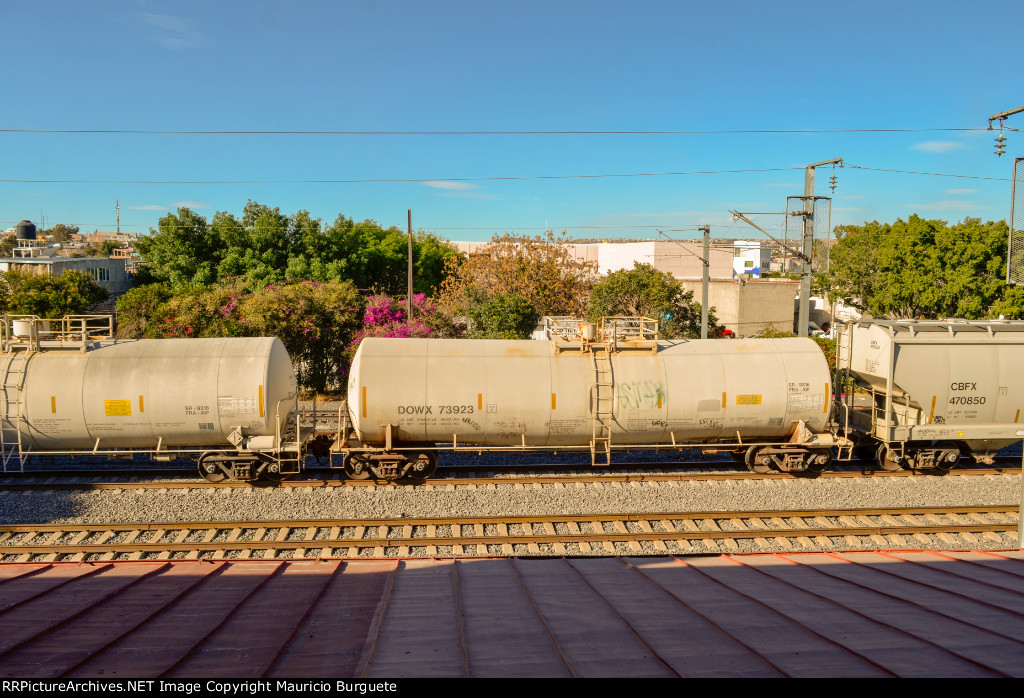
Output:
0 167 802 185
2 164 1009 186
845 164 1011 181
0 127 989 135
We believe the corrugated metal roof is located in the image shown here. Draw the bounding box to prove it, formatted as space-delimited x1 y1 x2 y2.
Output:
0 550 1022 678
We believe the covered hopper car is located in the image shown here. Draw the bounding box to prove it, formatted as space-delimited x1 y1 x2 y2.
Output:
834 319 1024 471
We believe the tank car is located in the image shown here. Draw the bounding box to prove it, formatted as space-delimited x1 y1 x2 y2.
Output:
835 319 1024 471
0 315 304 482
341 318 842 480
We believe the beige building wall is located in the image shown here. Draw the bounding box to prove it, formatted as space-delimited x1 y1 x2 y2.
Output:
679 278 799 338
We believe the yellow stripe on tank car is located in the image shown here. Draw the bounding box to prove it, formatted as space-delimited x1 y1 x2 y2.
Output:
658 393 662 409
929 395 936 424
139 395 145 413
259 385 264 418
824 385 829 413
1016 409 1020 424
552 393 556 409
362 386 367 419
721 392 726 408
478 393 483 410
51 396 56 414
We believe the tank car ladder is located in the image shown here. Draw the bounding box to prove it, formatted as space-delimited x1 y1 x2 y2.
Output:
590 347 614 466
0 352 29 472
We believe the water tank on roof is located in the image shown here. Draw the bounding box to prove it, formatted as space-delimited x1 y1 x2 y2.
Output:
14 220 36 240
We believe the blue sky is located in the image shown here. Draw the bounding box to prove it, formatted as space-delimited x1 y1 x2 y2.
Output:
2 0 1021 242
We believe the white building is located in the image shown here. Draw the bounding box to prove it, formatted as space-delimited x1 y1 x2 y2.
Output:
732 240 772 278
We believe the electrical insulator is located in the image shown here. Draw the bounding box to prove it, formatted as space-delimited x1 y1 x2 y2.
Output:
995 134 1007 156
829 173 838 192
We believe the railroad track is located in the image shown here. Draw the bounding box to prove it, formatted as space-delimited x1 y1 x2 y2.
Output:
0 465 1016 492
1 505 1017 562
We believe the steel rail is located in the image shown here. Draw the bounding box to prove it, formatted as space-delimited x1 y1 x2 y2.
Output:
0 466 1016 492
0 506 1017 561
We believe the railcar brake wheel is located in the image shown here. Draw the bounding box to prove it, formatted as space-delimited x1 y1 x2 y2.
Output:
744 445 772 474
876 444 904 471
343 453 373 480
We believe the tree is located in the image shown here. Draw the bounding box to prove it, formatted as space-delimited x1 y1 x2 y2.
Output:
238 280 363 392
467 292 539 339
115 283 173 338
588 262 723 339
0 270 109 317
44 223 80 243
822 216 1024 319
437 231 596 322
135 207 224 289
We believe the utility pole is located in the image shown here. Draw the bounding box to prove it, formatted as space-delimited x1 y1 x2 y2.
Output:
700 226 710 339
407 210 414 321
656 229 712 339
798 158 842 337
988 107 1024 549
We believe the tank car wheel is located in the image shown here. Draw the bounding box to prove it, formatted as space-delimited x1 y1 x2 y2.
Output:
343 453 373 480
405 451 438 480
876 444 904 471
744 446 773 474
198 453 229 483
804 450 832 473
259 464 287 483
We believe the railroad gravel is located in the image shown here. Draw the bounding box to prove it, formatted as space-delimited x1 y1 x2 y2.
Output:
0 469 1018 530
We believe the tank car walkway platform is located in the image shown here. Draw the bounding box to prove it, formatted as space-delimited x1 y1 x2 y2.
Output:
0 551 1022 678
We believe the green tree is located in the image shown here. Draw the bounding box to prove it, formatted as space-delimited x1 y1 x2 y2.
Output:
239 280 363 392
44 223 80 243
467 292 539 339
114 283 173 338
588 262 722 339
822 216 1024 319
135 207 224 289
0 270 108 317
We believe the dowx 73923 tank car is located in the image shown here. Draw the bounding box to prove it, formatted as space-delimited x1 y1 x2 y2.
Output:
341 317 843 479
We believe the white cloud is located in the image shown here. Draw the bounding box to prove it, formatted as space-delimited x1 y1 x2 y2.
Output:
944 188 978 195
422 181 480 191
910 141 967 154
134 13 206 50
904 200 983 211
172 201 211 209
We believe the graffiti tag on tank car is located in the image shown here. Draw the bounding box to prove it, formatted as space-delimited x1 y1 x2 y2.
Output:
618 380 665 410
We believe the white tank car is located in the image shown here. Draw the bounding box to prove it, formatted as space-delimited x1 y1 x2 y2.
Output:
346 335 835 476
1 336 297 453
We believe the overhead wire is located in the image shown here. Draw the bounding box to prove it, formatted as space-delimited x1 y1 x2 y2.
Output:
0 127 991 135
